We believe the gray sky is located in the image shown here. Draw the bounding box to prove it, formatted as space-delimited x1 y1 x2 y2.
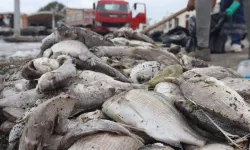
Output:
0 0 187 23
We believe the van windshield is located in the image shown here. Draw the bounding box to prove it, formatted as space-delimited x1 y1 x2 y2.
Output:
97 4 129 13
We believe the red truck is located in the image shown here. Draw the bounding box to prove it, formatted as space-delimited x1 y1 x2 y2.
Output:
93 0 147 34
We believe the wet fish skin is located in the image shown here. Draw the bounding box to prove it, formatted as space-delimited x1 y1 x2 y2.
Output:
179 55 209 70
180 72 250 130
221 77 250 104
9 122 25 144
18 94 76 150
0 89 43 109
154 82 183 104
174 98 248 138
33 58 59 74
187 66 242 80
130 61 165 83
68 132 143 150
91 46 181 66
78 70 146 90
57 26 114 48
72 83 116 110
57 119 143 150
36 57 77 93
102 89 206 147
115 27 155 44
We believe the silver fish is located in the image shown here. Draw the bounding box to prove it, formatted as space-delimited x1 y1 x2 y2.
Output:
36 56 77 93
102 89 206 147
57 119 143 150
68 132 143 150
111 37 129 46
32 58 59 74
185 143 234 150
130 61 165 83
78 70 146 90
72 83 116 110
19 94 76 150
0 89 43 109
115 27 155 44
139 143 174 150
40 30 60 51
177 72 250 130
91 46 180 66
46 40 131 83
221 78 250 104
175 97 248 138
154 82 182 104
21 61 43 80
187 66 242 80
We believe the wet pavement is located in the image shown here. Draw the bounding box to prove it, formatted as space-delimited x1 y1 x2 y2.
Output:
0 39 41 60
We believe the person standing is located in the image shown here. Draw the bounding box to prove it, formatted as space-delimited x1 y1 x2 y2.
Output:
221 0 246 52
186 0 217 61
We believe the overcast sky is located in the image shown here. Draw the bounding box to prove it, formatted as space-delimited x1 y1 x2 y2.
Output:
0 0 187 23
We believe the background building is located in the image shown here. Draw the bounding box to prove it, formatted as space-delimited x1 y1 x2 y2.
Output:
65 8 95 27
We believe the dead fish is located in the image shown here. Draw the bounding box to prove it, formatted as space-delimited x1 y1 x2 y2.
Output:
92 46 180 66
2 107 25 122
187 66 242 80
0 89 43 109
36 56 77 93
102 89 206 147
19 94 76 150
173 72 250 130
115 27 155 44
111 37 129 46
175 97 248 138
68 132 143 150
185 143 234 150
130 61 165 83
33 58 59 74
146 65 183 87
221 78 250 104
154 82 182 104
57 119 143 150
179 55 209 70
56 26 114 48
0 121 15 133
139 143 174 150
78 70 146 90
49 40 89 59
46 40 131 83
72 83 116 110
76 110 108 123
3 79 37 93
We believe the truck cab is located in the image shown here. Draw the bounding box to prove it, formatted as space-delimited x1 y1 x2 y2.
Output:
93 0 146 34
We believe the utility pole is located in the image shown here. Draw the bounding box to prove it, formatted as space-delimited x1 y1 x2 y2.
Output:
14 0 21 36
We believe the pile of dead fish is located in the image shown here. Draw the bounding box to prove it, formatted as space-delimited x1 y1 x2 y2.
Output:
0 26 249 150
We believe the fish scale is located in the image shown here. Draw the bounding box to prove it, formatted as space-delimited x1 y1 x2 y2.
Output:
181 73 250 130
102 89 206 147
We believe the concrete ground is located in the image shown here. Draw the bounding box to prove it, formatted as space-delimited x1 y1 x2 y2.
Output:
209 48 249 70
